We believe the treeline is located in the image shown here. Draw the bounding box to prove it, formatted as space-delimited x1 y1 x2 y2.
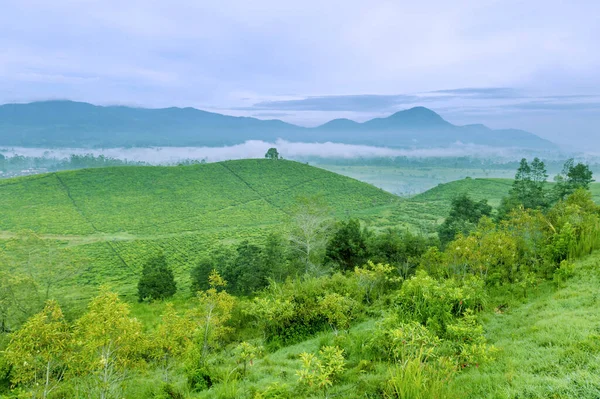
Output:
309 155 599 171
0 154 146 176
1 158 599 398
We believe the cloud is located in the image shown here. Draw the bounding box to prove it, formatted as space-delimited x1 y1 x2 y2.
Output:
427 87 522 99
0 140 565 164
503 101 600 111
246 94 419 112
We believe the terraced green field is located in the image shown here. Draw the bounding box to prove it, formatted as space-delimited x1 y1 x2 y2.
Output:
0 160 398 299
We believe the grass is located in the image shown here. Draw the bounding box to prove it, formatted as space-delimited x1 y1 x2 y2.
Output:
451 253 600 398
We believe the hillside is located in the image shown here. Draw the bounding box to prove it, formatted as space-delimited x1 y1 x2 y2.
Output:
0 159 397 298
0 101 555 149
452 251 600 398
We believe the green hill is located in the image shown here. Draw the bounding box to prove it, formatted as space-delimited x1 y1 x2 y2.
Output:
0 159 397 299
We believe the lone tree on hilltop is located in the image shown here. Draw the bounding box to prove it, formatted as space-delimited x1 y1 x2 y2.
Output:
138 253 177 301
265 147 280 160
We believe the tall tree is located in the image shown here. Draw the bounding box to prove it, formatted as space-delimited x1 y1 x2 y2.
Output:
137 253 177 301
288 197 332 274
512 157 548 209
4 300 71 399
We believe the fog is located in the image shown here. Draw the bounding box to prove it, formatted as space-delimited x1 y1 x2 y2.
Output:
0 140 574 164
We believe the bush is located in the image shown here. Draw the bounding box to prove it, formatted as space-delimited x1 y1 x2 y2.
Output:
137 254 177 301
152 383 185 399
395 271 486 336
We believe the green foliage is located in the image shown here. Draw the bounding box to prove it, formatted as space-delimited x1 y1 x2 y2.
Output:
0 160 396 298
367 229 435 277
245 273 362 346
137 254 177 302
224 241 269 296
325 218 369 271
368 317 441 363
297 346 345 391
382 357 456 399
234 342 263 376
438 194 492 245
395 271 487 336
264 148 280 160
554 158 595 201
353 261 400 304
552 259 575 287
189 271 235 360
73 289 145 399
4 300 71 398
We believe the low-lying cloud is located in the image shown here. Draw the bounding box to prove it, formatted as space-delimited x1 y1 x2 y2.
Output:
0 140 571 164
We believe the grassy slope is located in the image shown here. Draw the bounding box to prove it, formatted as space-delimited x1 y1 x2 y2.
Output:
452 253 600 398
0 159 397 298
186 251 600 399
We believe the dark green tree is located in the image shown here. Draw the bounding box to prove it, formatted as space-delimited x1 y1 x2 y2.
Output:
367 228 435 278
221 241 269 296
137 254 177 301
553 159 594 201
498 157 549 220
438 194 492 246
190 257 215 293
325 219 369 271
263 232 290 281
513 157 548 209
265 148 280 160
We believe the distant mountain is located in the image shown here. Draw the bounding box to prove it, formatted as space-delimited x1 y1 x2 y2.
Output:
0 100 557 149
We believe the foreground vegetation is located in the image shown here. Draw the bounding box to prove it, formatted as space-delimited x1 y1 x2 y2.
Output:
1 157 599 398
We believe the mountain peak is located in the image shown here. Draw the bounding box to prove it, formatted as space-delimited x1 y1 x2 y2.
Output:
388 106 448 124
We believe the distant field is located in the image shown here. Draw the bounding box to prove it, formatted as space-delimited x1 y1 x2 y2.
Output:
316 164 517 196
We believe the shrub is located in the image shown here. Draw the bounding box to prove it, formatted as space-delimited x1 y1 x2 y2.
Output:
382 357 456 399
368 317 441 363
297 346 345 391
395 271 486 336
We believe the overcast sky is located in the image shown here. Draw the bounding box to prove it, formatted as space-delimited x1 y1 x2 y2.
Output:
1 0 599 149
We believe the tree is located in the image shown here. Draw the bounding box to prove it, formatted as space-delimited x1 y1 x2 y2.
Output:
288 197 332 274
506 157 548 211
73 289 144 399
189 271 235 360
554 159 594 201
151 303 194 383
325 219 369 271
4 300 71 398
137 254 177 301
221 241 269 296
190 257 215 293
0 270 39 333
437 194 492 246
4 231 85 303
263 232 289 282
265 148 280 160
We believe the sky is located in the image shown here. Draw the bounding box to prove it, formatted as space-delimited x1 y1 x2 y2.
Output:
1 0 599 149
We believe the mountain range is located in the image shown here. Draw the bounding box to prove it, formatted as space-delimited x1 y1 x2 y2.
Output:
0 100 556 149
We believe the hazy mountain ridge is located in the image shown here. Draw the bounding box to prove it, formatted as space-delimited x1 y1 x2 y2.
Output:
0 101 556 149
